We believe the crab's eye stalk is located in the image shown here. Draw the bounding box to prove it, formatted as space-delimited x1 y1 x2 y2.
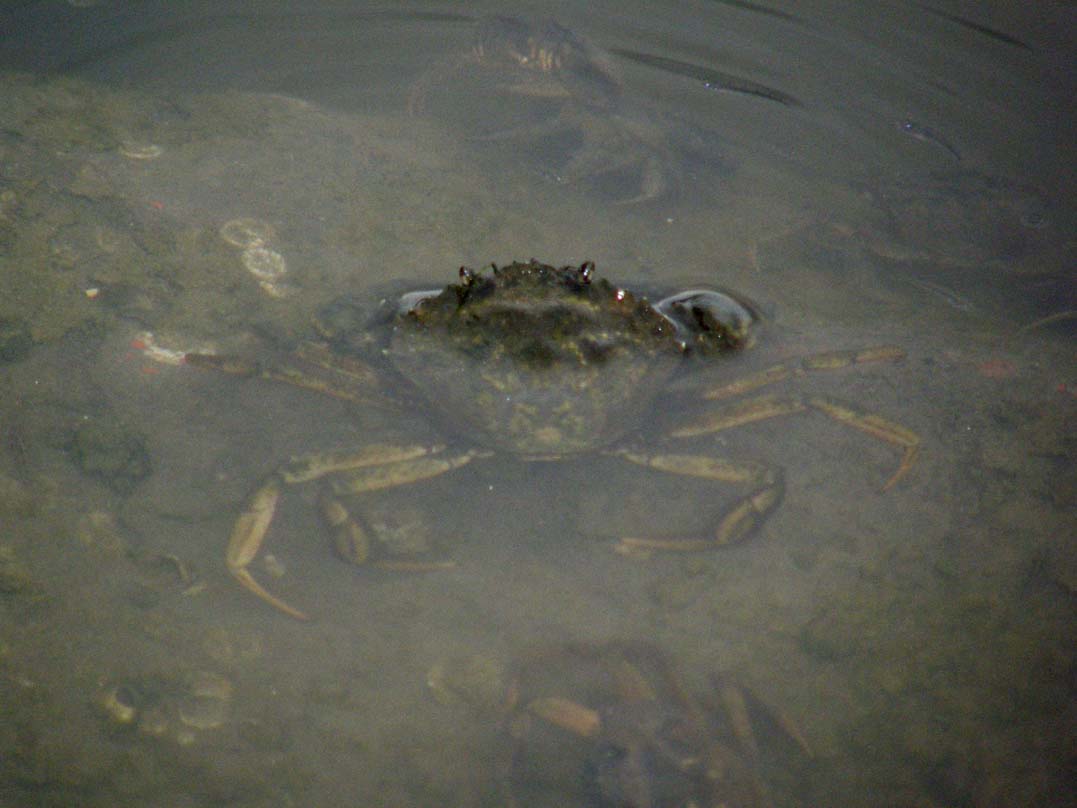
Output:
656 289 759 352
459 266 478 285
578 260 595 284
394 289 442 320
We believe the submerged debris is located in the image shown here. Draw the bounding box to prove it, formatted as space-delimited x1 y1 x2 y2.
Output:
70 418 152 493
98 670 234 742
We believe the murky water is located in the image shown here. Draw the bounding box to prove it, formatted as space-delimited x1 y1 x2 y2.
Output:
0 2 1073 806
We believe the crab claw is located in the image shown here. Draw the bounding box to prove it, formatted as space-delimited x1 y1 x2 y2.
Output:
225 479 311 621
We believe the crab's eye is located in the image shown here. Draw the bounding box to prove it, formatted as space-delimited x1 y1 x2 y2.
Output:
655 289 758 350
397 289 442 316
579 260 595 284
459 266 477 285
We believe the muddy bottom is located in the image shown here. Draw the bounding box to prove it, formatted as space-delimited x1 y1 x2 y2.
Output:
0 70 1074 808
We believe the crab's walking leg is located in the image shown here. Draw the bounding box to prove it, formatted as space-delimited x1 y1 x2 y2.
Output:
526 696 602 738
186 350 384 405
704 672 814 808
807 397 919 490
711 673 813 760
700 345 906 401
609 451 784 554
670 394 807 437
672 389 920 490
714 677 774 808
225 444 485 620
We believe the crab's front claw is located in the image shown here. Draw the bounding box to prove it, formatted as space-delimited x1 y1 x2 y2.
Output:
714 475 784 545
615 476 783 554
319 491 457 573
611 450 784 553
225 479 311 621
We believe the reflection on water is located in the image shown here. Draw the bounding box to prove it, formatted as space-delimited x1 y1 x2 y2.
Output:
0 2 1074 806
407 14 737 206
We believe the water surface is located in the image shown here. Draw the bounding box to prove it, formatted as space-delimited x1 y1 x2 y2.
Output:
0 2 1073 806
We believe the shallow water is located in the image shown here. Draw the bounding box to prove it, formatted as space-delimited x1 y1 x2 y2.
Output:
0 2 1074 807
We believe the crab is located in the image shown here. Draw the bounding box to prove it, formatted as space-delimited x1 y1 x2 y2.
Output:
499 640 812 808
187 259 919 621
407 16 717 204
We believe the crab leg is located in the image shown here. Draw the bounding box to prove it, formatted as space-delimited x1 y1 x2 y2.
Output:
187 350 386 405
225 444 484 620
612 451 772 483
711 678 777 808
700 345 906 400
670 395 807 437
672 389 920 490
717 679 760 763
808 397 920 490
710 673 814 764
610 450 784 553
319 452 484 571
225 478 313 621
326 451 489 494
321 494 455 572
280 443 446 483
526 696 602 738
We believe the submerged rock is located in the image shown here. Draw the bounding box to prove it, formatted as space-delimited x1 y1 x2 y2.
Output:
70 418 151 493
